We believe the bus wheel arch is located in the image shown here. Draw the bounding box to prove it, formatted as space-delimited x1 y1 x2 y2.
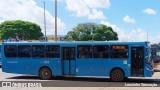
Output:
39 66 52 80
110 67 125 82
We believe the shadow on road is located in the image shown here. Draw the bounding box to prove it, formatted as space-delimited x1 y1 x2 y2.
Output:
6 76 160 83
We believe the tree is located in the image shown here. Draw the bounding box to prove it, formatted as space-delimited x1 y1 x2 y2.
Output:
0 20 43 40
64 22 118 41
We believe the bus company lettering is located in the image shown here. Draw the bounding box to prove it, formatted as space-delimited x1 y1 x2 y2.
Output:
2 82 42 87
125 83 157 87
11 82 42 87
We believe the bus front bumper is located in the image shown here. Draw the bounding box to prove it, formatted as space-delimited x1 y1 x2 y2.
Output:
146 67 154 75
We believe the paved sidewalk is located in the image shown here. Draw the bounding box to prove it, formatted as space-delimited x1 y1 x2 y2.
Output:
1 87 160 90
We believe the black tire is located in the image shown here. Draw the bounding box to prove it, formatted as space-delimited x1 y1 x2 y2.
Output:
39 67 52 80
110 69 125 82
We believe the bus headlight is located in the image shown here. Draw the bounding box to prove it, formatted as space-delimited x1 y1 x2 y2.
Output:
146 67 154 73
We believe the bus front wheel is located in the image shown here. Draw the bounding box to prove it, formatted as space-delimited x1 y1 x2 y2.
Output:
39 67 52 80
110 69 125 82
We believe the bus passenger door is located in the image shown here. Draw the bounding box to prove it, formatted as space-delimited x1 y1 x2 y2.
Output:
62 47 76 75
131 46 144 76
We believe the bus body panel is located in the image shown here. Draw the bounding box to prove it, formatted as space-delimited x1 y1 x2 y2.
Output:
108 59 130 77
2 58 62 76
76 59 108 76
89 59 108 76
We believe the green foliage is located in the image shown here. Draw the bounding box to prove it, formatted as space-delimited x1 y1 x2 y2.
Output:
0 20 43 40
65 22 118 41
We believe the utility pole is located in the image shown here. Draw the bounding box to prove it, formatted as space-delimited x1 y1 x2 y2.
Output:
147 29 148 42
43 1 47 42
55 0 58 41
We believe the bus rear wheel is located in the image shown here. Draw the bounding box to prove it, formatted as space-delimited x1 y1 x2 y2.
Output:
39 67 52 80
110 69 124 82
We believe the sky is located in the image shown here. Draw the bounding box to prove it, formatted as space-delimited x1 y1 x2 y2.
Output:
0 0 160 43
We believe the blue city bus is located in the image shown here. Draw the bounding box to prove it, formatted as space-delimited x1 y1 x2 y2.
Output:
1 41 154 81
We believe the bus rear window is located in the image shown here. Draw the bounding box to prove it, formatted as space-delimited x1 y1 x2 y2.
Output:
110 45 128 59
5 45 17 57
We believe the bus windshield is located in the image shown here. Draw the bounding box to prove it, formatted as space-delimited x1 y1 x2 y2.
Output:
0 45 1 65
146 47 153 65
0 45 1 58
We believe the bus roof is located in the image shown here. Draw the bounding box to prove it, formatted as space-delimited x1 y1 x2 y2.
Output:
2 41 149 45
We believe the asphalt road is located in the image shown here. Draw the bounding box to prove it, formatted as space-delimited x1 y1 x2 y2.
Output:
1 68 160 87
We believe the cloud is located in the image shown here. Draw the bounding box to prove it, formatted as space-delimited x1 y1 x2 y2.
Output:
100 20 157 43
0 0 66 35
143 8 156 15
128 28 147 41
100 20 130 41
66 0 109 20
84 0 110 8
88 9 106 20
123 15 136 23
66 0 90 17
156 35 160 39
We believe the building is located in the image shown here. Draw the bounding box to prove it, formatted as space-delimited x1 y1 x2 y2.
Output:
39 35 65 42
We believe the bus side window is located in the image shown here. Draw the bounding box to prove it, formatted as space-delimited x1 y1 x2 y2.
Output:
46 45 60 58
32 45 45 58
4 45 17 57
110 45 128 59
78 45 92 58
93 45 109 58
18 45 31 58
